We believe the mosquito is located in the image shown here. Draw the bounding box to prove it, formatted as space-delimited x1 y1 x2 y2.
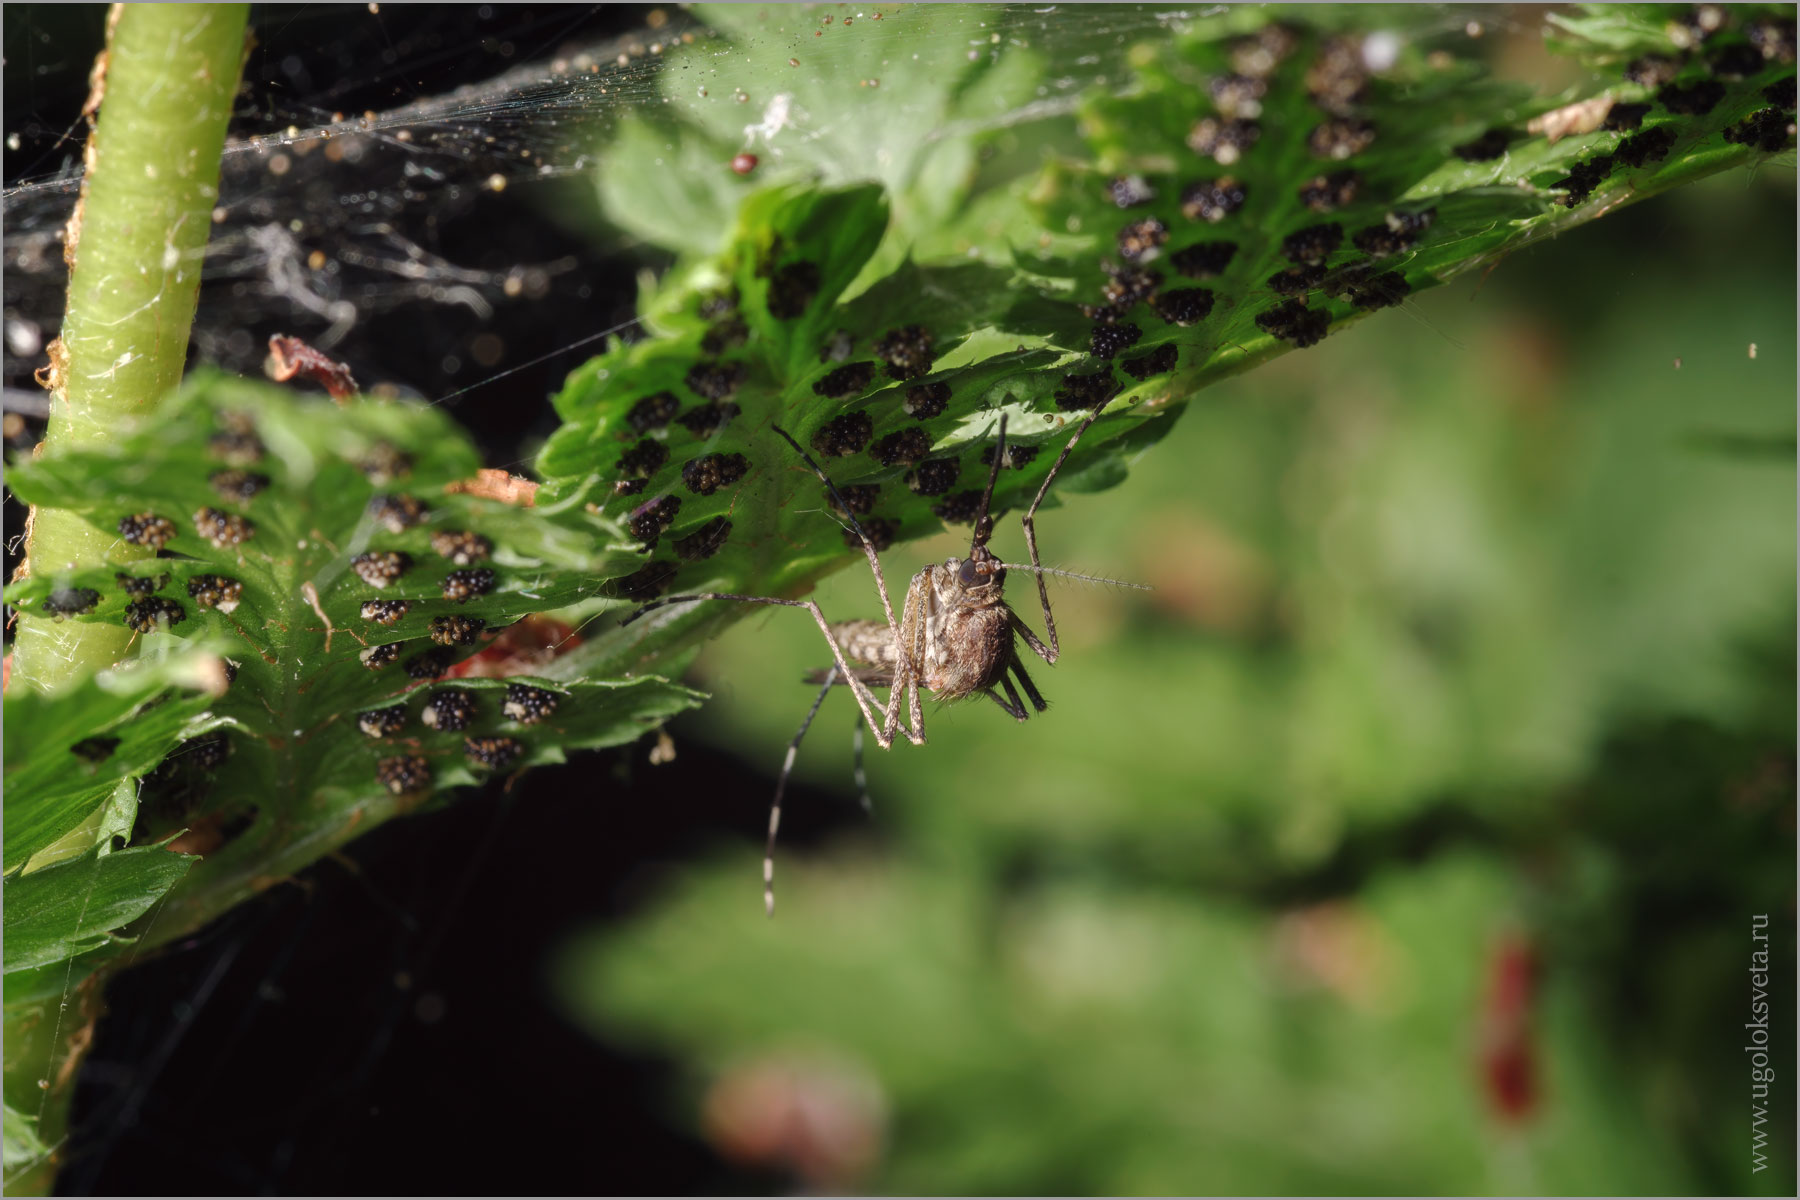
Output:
625 409 1140 912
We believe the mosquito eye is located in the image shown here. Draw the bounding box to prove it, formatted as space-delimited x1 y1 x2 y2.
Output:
957 558 982 586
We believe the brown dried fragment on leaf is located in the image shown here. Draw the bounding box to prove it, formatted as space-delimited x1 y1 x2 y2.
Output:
266 334 359 401
446 469 537 507
1527 96 1615 145
81 47 109 123
35 337 70 394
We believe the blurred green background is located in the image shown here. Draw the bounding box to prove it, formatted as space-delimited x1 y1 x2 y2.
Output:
552 155 1797 1192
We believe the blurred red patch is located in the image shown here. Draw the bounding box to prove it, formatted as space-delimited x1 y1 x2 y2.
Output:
701 1050 886 1190
1478 931 1540 1123
446 614 580 679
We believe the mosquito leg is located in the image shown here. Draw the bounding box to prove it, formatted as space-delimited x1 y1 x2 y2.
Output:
1009 655 1049 713
766 665 840 916
1018 411 1104 665
970 413 1009 553
1010 610 1053 665
851 713 872 814
1001 675 1032 720
625 592 914 748
769 424 909 653
765 423 925 746
899 579 928 743
984 680 1029 720
888 568 930 748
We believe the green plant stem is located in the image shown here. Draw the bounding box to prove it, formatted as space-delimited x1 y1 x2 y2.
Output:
3 8 246 1192
11 3 249 694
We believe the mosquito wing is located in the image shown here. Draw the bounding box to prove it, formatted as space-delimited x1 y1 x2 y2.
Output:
803 665 896 688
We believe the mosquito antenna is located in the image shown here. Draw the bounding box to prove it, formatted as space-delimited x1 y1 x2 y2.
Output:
1002 563 1153 590
972 413 1008 552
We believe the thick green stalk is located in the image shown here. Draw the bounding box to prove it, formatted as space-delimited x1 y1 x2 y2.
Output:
4 8 247 1193
11 3 249 692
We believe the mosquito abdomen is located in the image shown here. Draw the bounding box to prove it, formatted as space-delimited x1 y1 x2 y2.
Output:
830 618 902 668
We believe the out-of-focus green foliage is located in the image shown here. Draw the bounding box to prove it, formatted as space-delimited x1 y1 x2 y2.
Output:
554 165 1797 1194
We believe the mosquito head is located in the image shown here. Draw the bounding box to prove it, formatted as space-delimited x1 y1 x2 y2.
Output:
944 543 1006 597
